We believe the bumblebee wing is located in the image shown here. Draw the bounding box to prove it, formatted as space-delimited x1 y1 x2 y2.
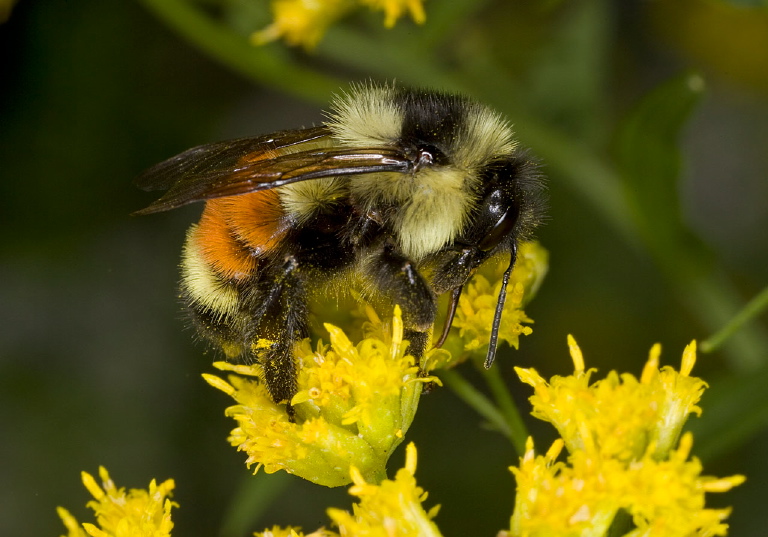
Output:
134 126 411 215
135 126 332 192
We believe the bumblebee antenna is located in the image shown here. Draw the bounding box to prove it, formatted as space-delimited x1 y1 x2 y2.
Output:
484 244 517 369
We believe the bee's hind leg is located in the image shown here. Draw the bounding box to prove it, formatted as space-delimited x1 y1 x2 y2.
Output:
244 255 310 420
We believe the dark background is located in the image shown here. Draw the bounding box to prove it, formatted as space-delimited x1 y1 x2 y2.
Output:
2 1 767 535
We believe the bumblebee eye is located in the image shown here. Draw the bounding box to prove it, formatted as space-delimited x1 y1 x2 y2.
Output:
472 159 525 253
478 202 519 252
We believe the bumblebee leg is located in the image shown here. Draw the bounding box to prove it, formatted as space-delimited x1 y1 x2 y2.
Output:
364 243 436 367
366 243 437 330
259 339 299 420
404 329 430 367
245 255 309 417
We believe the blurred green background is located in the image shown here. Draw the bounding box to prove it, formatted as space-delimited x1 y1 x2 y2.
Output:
1 0 768 535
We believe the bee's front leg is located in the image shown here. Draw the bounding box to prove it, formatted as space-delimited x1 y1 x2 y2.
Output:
363 242 436 362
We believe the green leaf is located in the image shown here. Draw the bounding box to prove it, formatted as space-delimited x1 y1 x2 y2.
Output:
615 72 768 373
615 72 705 258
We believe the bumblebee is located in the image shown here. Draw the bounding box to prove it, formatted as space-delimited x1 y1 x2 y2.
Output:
136 83 546 413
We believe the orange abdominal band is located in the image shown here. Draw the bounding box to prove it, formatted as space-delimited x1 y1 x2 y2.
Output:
195 189 287 281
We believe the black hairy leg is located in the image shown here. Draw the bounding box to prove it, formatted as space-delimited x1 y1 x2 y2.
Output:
429 247 485 294
361 241 437 378
363 242 437 332
258 339 300 420
404 328 430 373
243 255 310 419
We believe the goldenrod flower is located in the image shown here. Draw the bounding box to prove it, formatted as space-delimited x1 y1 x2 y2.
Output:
253 0 426 49
509 435 744 537
640 340 707 457
515 336 707 461
254 526 336 537
446 241 548 364
327 443 442 536
454 277 531 351
509 438 622 536
57 507 89 537
509 338 745 537
256 443 441 536
621 433 745 536
56 467 176 537
360 0 426 28
204 307 430 487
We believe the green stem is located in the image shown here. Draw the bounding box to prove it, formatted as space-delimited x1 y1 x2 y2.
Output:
438 369 512 441
700 284 768 355
219 472 292 537
479 365 529 456
679 270 768 370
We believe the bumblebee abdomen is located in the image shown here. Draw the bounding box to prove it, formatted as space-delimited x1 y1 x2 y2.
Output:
194 190 289 281
178 190 292 357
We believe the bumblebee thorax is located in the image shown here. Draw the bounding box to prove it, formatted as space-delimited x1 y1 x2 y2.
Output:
350 167 475 260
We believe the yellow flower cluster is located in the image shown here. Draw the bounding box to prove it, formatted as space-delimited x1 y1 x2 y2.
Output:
200 243 547 487
326 443 441 536
204 307 429 487
509 338 745 536
254 443 443 537
253 526 334 537
58 444 440 537
252 0 426 48
57 446 440 537
516 337 705 460
56 334 745 537
57 467 176 537
446 241 548 364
